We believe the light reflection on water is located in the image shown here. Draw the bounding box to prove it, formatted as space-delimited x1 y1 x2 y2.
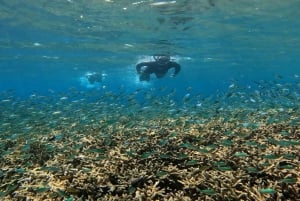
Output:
1 0 299 58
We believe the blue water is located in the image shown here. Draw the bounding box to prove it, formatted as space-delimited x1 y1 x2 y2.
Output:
0 0 299 98
1 1 300 200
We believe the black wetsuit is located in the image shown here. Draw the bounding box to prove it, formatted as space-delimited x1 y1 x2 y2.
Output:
136 61 181 81
87 73 102 84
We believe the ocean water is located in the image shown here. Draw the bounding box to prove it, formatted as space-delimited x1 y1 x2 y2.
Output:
0 1 300 200
1 0 299 97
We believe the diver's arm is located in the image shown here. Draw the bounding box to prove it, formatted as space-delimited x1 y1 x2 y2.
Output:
136 62 148 74
171 62 181 76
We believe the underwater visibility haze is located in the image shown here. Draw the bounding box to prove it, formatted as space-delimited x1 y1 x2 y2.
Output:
0 0 300 200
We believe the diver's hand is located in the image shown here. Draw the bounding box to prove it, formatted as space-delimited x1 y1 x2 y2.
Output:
137 68 145 74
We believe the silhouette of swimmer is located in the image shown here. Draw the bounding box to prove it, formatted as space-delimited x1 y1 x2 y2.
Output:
86 72 102 84
136 55 181 81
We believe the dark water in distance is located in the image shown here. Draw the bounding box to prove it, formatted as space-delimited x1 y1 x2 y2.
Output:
0 0 299 98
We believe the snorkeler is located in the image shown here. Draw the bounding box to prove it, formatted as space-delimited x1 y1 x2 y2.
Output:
86 72 102 84
136 55 181 81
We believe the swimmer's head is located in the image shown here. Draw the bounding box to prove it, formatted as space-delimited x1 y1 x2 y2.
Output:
153 55 170 64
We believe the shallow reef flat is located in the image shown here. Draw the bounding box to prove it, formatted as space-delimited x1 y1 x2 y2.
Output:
0 84 299 201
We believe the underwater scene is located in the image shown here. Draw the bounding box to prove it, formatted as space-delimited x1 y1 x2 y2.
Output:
0 0 300 200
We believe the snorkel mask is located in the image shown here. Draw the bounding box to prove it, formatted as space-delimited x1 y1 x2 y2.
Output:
153 55 170 64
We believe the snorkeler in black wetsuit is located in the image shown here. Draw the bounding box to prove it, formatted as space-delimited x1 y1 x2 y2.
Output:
136 55 181 81
86 72 102 84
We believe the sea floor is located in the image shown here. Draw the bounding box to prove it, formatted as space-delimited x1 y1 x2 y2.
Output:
0 86 299 200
